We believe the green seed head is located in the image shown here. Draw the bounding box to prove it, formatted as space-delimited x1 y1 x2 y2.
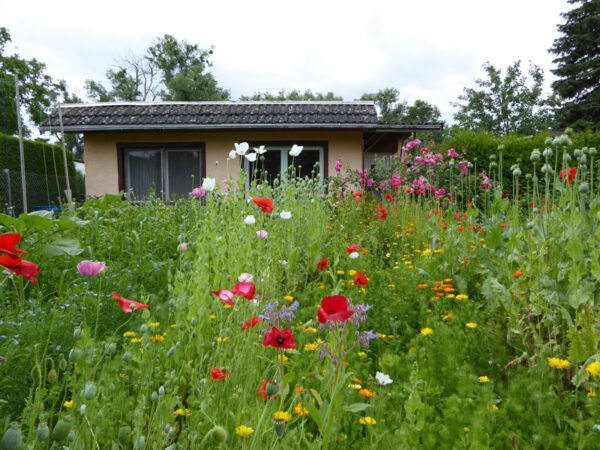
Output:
1 423 22 450
207 425 228 443
118 425 131 445
36 422 50 441
84 382 97 401
51 416 72 442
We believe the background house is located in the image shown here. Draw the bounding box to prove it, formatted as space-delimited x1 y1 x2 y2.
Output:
41 101 442 199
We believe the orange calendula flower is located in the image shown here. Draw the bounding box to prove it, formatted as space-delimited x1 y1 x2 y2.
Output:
512 270 522 278
358 388 377 398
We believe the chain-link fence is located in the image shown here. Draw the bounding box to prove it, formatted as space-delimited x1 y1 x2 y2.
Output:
0 169 85 216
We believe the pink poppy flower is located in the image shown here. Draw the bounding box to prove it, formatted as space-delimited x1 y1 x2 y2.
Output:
233 282 256 300
77 260 106 277
212 289 235 306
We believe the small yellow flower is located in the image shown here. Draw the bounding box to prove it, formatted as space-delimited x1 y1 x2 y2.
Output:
464 427 470 431
235 425 254 437
377 333 386 339
170 324 177 329
421 328 433 337
150 334 165 343
479 376 490 383
348 383 362 390
387 335 394 339
388 284 395 288
304 343 318 351
209 314 216 320
465 323 477 329
548 357 570 370
348 270 357 277
588 389 597 398
435 249 445 254
586 361 600 377
359 416 376 426
444 278 453 282
422 249 432 257
217 337 229 343
130 337 143 343
224 304 232 309
304 327 317 333
123 331 135 338
455 294 468 300
63 400 73 408
274 411 292 422
443 313 453 321
336 270 345 275
278 354 288 361
284 295 294 302
293 402 310 416
173 408 191 416
149 322 160 328
491 404 499 411
357 351 366 357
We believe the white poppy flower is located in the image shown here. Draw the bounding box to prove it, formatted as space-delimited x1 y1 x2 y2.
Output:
349 251 359 259
254 145 266 154
238 273 253 282
201 177 216 191
228 150 237 160
289 145 303 157
245 152 257 162
244 215 256 225
280 210 292 219
375 371 393 386
235 142 249 156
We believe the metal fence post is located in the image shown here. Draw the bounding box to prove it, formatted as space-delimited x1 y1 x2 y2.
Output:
3 168 12 210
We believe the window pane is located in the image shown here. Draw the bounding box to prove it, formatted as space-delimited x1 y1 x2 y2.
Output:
168 150 201 199
128 150 162 199
290 149 320 178
253 150 282 186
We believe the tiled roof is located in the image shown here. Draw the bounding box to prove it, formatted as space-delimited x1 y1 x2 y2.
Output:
40 101 384 132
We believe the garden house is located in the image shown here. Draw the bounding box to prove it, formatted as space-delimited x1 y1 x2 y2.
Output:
41 101 443 199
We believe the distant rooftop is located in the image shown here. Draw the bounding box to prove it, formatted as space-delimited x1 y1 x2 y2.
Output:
40 101 443 133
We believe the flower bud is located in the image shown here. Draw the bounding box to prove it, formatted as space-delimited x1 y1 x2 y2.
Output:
79 404 87 416
139 324 148 334
48 368 58 385
69 348 82 363
158 386 165 396
84 382 97 400
167 346 176 358
118 425 131 445
265 381 280 397
135 435 146 449
151 392 158 402
206 426 228 443
36 422 49 441
105 343 117 355
122 352 132 362
68 431 76 442
51 416 72 442
73 327 84 340
59 356 67 371
1 423 22 450
579 183 590 194
274 420 286 439
31 364 41 382
191 317 198 327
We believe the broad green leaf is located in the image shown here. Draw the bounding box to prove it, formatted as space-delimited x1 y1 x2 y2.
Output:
19 212 54 231
310 388 323 407
41 238 83 256
303 399 322 430
343 402 371 413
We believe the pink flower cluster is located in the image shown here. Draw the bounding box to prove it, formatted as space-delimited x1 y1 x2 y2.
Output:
402 139 422 153
335 158 343 172
413 153 444 168
358 169 375 187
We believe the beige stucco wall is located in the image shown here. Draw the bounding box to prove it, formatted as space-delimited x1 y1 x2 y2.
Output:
83 130 363 197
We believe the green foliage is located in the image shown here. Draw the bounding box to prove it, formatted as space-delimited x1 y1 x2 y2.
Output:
550 0 600 130
452 61 557 135
239 89 343 101
86 35 230 102
360 87 442 123
0 132 75 176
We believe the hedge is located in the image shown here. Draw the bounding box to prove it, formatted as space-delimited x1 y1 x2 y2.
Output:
0 132 76 177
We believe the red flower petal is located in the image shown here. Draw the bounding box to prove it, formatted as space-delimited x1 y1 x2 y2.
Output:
0 233 27 256
317 258 329 270
112 291 149 314
212 289 235 306
262 327 296 349
257 378 278 399
317 295 355 324
252 198 274 214
210 367 231 380
346 244 360 254
232 282 256 300
0 255 39 282
353 272 369 286
241 316 263 330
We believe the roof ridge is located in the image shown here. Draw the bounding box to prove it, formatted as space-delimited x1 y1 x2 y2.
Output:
58 100 375 108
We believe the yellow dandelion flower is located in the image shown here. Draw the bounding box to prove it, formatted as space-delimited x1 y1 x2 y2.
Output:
491 404 499 410
586 361 600 377
123 331 135 338
209 314 216 320
422 249 432 257
63 400 73 408
150 334 165 343
336 270 345 275
130 337 143 343
357 351 366 357
548 357 570 370
304 327 317 333
388 284 395 288
421 328 433 337
304 343 318 351
588 389 597 398
434 249 444 254
149 322 159 328
224 304 232 309
465 323 477 329
348 270 357 277
359 417 376 426
170 324 177 329
278 354 288 361
173 408 187 416
217 337 229 343
235 425 254 437
274 411 292 423
387 335 394 339
284 295 294 302
377 333 386 339
455 294 468 300
479 376 490 383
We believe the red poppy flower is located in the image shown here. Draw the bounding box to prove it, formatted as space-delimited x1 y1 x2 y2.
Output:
375 205 388 219
112 291 149 314
262 327 296 349
241 316 263 330
559 167 577 183
500 223 508 228
232 282 256 300
352 192 363 198
0 255 40 283
258 378 278 399
346 244 360 254
0 233 27 257
353 272 369 286
252 198 274 214
211 289 235 306
384 194 395 201
317 295 355 324
317 258 329 270
210 367 231 380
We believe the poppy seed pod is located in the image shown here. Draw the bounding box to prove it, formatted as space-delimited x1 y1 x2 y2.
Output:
151 392 158 401
135 435 146 450
579 183 590 194
51 416 72 442
36 422 49 441
118 425 131 445
1 423 22 450
542 148 553 158
265 381 280 397
122 352 132 362
489 154 496 161
84 382 97 400
530 150 541 162
139 324 148 334
206 426 228 443
589 147 597 156
544 137 553 146
274 420 286 439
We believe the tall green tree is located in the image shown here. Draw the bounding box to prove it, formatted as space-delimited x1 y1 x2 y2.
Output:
86 35 229 102
0 27 67 136
452 61 556 135
239 89 342 101
549 0 600 130
360 88 442 123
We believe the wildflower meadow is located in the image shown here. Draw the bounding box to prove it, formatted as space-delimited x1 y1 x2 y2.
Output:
3 134 600 448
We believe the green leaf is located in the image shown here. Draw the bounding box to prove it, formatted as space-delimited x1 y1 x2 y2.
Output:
303 400 322 430
310 388 323 407
41 238 83 256
19 211 54 231
343 402 371 413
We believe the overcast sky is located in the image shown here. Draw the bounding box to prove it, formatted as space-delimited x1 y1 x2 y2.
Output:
2 0 570 123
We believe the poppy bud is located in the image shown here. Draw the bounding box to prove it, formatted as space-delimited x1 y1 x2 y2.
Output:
79 404 87 415
1 423 22 450
36 422 49 441
265 381 280 397
158 386 165 396
579 183 590 194
135 435 146 449
139 324 148 334
59 356 67 371
84 382 97 400
274 420 286 439
109 383 115 393
206 425 228 443
167 346 176 358
68 431 76 442
118 425 131 445
69 348 82 363
51 416 72 442
48 368 58 385
191 317 198 326
73 327 84 340
151 392 158 401
122 352 132 362
31 364 41 382
105 343 117 355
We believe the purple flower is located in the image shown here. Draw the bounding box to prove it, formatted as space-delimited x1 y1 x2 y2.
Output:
179 242 188 251
256 230 268 239
192 187 206 198
77 260 106 277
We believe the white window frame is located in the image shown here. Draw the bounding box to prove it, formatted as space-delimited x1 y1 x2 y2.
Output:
243 145 325 190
